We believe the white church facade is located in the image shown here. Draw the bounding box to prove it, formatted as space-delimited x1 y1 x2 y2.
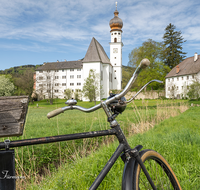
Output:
35 5 123 101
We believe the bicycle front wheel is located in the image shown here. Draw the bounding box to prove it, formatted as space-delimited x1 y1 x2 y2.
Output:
133 149 182 190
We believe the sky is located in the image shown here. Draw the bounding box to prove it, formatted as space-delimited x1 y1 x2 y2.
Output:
0 0 200 71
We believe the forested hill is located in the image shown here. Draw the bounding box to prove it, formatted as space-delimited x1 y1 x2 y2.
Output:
0 64 42 74
0 64 132 75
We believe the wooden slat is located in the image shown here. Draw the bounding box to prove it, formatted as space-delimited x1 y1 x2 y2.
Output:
0 96 29 137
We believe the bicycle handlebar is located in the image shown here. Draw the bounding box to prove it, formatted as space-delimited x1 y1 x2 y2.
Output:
47 58 161 119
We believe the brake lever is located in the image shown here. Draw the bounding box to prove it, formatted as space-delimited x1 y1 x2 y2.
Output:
126 80 163 103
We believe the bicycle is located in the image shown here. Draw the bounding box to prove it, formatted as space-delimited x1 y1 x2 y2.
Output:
0 58 182 190
46 58 182 190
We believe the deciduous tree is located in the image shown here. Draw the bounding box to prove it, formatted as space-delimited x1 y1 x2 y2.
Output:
187 79 200 100
0 75 15 96
128 39 170 90
13 68 35 102
64 89 72 99
36 70 55 104
82 69 102 104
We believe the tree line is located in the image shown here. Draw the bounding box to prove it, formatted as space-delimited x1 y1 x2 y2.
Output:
125 23 187 91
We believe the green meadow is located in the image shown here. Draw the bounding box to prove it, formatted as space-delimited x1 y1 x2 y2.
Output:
1 99 199 189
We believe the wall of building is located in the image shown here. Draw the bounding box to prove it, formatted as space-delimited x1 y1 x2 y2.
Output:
36 68 83 100
125 90 165 100
165 72 200 98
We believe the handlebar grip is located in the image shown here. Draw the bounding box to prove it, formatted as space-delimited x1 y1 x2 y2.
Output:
47 108 64 119
140 58 150 68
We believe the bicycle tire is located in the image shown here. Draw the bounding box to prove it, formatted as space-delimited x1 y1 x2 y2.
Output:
133 149 182 190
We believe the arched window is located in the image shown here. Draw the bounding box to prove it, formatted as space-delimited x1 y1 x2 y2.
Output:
114 38 117 43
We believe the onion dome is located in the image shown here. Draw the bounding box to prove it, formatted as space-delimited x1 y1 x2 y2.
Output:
109 2 123 32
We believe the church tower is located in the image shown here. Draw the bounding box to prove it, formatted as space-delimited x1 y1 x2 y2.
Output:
109 2 123 90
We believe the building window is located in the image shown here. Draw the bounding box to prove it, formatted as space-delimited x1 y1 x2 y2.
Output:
101 71 103 81
47 70 50 73
115 70 116 72
77 75 81 78
62 69 65 72
62 76 66 79
114 77 116 79
54 90 59 93
70 69 74 71
177 86 179 90
177 77 179 81
115 63 116 66
39 77 43 80
114 38 117 43
118 33 120 35
39 84 43 87
114 32 117 35
187 76 189 80
70 75 74 79
55 76 59 79
47 76 50 79
55 70 59 72
114 57 116 59
47 90 50 93
192 75 195 79
172 78 174 81
62 83 66 86
77 83 81 86
168 79 170 82
182 77 184 80
182 86 183 89
168 87 170 91
55 83 59 86
70 83 74 86
39 71 43 73
77 69 81 71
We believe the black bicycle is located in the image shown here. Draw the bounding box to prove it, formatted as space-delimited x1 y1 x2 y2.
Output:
46 58 182 190
0 59 182 190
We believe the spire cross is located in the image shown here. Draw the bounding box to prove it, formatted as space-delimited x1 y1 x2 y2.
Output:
115 2 117 10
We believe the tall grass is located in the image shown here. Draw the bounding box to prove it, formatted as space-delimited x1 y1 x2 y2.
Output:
27 106 200 190
0 99 189 189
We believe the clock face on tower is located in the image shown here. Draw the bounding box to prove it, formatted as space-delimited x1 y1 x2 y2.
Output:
113 48 118 53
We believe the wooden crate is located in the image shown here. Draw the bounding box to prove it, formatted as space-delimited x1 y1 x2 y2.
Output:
0 96 29 137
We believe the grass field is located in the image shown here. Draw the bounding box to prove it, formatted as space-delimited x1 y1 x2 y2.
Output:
26 103 200 190
45 107 200 189
0 99 197 189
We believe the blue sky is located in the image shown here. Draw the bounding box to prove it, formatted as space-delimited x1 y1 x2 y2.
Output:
0 0 200 71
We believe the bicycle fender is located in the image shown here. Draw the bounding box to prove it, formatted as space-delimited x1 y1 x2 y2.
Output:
122 157 136 190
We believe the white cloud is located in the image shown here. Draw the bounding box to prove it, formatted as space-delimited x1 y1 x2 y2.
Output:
0 0 200 67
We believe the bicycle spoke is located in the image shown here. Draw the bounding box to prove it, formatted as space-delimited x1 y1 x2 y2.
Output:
138 158 175 190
